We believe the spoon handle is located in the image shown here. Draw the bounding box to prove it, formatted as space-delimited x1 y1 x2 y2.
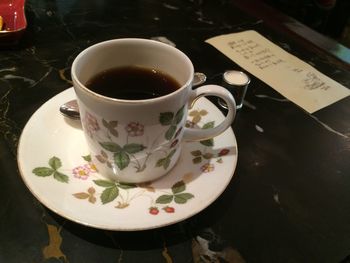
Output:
59 99 80 119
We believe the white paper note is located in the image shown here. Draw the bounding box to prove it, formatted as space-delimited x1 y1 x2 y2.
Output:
206 30 350 113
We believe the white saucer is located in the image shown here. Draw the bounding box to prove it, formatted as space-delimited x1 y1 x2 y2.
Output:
18 88 238 231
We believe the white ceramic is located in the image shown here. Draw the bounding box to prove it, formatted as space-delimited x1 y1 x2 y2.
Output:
18 88 238 231
72 38 236 183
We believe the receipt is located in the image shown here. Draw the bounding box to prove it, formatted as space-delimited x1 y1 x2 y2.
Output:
206 30 350 113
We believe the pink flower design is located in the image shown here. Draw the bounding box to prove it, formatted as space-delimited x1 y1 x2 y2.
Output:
72 164 95 180
200 163 215 173
125 122 144 137
83 112 100 138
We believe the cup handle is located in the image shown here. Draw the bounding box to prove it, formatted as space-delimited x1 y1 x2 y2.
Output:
183 84 236 141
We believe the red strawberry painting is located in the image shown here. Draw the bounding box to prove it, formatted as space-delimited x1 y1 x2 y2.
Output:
149 207 159 215
163 206 175 213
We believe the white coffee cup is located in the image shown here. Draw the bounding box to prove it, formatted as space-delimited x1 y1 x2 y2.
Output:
72 38 236 183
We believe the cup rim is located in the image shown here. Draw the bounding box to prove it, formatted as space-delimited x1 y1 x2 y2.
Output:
71 38 194 104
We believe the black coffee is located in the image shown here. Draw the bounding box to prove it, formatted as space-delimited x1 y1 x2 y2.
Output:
86 66 181 100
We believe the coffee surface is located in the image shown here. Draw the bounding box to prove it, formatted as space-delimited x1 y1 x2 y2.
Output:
86 66 181 100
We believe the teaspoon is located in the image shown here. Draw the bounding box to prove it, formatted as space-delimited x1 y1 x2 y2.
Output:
59 72 207 120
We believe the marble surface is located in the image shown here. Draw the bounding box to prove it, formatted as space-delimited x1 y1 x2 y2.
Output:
1 0 350 262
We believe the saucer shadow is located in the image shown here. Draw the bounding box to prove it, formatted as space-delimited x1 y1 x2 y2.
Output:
47 208 188 250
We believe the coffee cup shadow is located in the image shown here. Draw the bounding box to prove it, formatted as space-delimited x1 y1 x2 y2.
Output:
63 116 82 130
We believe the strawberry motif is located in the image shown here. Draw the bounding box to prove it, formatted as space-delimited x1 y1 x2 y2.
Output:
174 127 182 138
218 149 229 156
170 139 179 148
149 207 159 215
163 206 175 213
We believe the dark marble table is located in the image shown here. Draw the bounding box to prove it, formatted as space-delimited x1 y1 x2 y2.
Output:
1 0 350 262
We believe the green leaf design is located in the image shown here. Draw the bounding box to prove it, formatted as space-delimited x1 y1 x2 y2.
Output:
168 149 176 158
159 112 174 125
174 193 194 204
53 171 69 183
103 119 119 137
156 194 174 204
118 183 137 189
191 150 202 157
165 125 177 140
202 121 215 129
200 139 214 147
193 156 202 164
109 128 119 137
100 186 119 204
174 106 185 124
203 153 214 159
102 119 109 128
82 155 92 162
49 157 61 170
156 149 176 169
163 158 171 169
93 180 116 188
164 149 176 169
172 181 185 194
200 122 215 147
156 158 165 167
123 143 146 154
114 151 130 170
109 121 118 128
99 142 122 153
32 167 54 177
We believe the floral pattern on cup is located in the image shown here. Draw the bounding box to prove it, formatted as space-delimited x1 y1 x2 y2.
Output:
125 122 144 137
159 106 185 140
82 105 185 175
83 112 100 138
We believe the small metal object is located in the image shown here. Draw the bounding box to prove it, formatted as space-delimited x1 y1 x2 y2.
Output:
59 99 80 119
218 70 250 110
59 72 207 120
192 72 206 87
